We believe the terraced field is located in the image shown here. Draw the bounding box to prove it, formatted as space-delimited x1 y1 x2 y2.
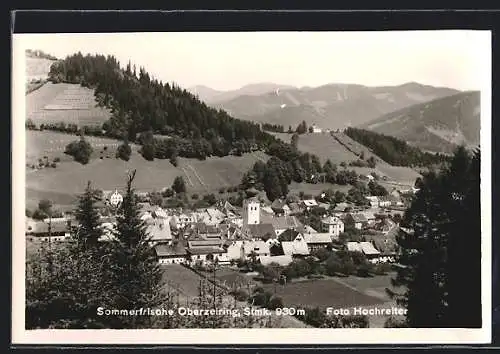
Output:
26 82 111 126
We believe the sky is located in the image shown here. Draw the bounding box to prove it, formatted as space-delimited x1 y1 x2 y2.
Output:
15 31 490 92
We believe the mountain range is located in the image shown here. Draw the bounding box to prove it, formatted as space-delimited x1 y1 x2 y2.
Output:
359 90 480 153
188 82 480 153
189 82 460 130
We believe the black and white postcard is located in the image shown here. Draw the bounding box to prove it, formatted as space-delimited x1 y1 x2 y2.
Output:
12 30 492 345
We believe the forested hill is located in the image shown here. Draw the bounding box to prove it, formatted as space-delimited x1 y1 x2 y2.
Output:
48 53 277 155
344 127 451 168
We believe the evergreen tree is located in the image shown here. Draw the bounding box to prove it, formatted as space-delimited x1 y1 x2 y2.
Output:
112 170 166 328
391 146 481 327
74 181 102 248
172 176 187 194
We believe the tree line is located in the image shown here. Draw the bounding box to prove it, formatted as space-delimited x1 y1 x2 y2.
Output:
344 127 450 167
48 53 279 158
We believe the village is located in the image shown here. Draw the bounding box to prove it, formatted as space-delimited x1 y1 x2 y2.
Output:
25 181 417 272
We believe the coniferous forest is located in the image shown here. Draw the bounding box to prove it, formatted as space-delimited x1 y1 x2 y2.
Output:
48 53 278 159
344 127 450 167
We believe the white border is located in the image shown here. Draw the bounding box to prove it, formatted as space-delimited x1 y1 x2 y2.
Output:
12 31 492 345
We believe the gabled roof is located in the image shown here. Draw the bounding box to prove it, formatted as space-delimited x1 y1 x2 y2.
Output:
321 216 343 225
26 220 69 234
346 242 363 252
194 222 220 235
359 241 381 255
155 242 187 257
349 213 368 223
302 199 318 207
188 247 226 255
271 216 300 230
303 233 332 244
278 229 301 242
246 223 276 241
188 239 223 248
145 219 172 241
297 224 318 234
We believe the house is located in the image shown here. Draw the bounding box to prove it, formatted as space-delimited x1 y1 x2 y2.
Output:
145 218 173 246
152 206 169 219
378 196 392 208
271 215 300 236
173 212 196 229
303 233 332 251
193 222 221 239
25 220 71 242
281 234 310 257
365 196 379 208
333 202 353 213
320 216 345 239
271 199 290 216
311 124 322 133
187 239 227 264
345 213 368 230
245 223 276 241
241 240 271 260
346 241 381 261
155 241 188 265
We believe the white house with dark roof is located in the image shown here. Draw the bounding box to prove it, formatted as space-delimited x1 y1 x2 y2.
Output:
321 215 344 238
281 234 310 257
155 242 188 265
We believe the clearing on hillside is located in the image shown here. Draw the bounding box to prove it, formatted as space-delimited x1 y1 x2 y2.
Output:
26 82 111 126
272 132 420 185
26 131 270 208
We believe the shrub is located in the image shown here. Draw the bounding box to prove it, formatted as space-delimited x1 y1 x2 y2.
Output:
218 187 226 194
116 141 132 161
251 291 272 307
231 289 249 302
64 137 93 165
267 296 284 310
191 194 199 200
53 157 61 163
356 262 373 277
373 262 392 275
50 162 57 168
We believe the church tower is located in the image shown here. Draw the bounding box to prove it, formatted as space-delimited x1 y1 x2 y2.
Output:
243 198 260 226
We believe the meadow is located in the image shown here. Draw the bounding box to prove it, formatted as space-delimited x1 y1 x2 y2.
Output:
26 131 270 209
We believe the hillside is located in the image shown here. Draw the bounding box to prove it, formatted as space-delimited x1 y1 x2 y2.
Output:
271 132 420 186
359 91 480 153
26 130 269 209
26 50 58 93
207 82 460 130
26 82 112 126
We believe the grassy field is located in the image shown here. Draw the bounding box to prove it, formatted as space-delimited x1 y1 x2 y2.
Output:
26 82 111 126
272 132 420 185
26 131 270 209
262 278 384 309
160 264 207 299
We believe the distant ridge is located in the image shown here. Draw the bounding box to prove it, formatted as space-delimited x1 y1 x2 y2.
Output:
359 91 480 153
